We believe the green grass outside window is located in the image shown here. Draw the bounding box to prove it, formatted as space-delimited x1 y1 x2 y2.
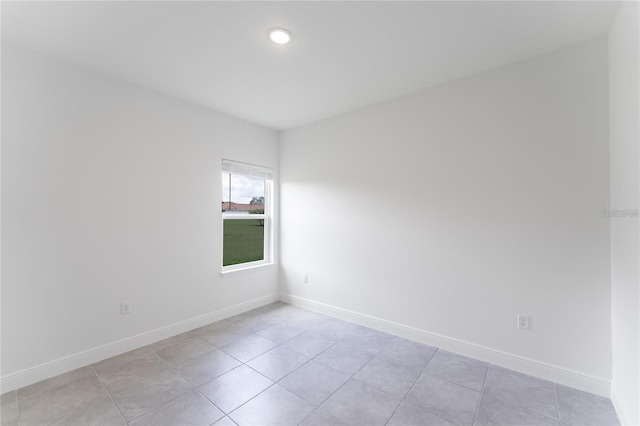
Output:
223 219 265 266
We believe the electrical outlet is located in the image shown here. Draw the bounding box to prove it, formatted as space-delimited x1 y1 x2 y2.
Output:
517 314 530 329
303 274 308 283
121 301 132 315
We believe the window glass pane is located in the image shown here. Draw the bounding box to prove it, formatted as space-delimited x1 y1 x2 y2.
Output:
222 172 265 214
223 218 265 266
221 161 271 270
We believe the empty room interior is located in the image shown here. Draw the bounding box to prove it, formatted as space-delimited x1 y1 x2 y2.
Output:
1 1 639 425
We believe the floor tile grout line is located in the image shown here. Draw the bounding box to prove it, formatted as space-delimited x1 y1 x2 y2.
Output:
283 341 342 379
294 322 428 425
296 331 396 425
383 347 438 426
245 337 315 383
292 350 357 425
554 382 562 422
216 343 262 365
222 415 239 426
134 386 211 424
422 351 489 394
413 347 475 426
92 348 157 378
7 303 618 426
223 325 313 422
91 366 128 425
14 389 22 426
296 406 321 426
236 320 372 425
277 339 346 425
152 343 220 368
195 363 247 416
193 311 330 422
193 387 228 424
225 381 279 422
480 364 490 393
113 350 206 424
152 340 248 393
137 346 250 423
219 314 317 420
471 363 490 426
422 370 488 395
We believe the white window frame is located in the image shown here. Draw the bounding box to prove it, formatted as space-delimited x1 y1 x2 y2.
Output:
221 159 274 273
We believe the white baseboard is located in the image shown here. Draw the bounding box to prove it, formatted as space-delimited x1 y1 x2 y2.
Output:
280 293 612 398
611 385 637 425
0 293 279 393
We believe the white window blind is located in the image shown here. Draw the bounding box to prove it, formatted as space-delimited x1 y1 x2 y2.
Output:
222 159 273 180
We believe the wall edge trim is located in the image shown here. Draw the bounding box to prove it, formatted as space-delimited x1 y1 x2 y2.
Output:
611 384 634 425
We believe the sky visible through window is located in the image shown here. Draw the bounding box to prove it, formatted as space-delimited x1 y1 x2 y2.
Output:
222 172 265 204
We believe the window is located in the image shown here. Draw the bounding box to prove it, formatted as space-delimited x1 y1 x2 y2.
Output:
221 159 273 271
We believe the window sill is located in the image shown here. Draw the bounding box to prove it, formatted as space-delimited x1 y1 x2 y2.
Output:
220 262 276 277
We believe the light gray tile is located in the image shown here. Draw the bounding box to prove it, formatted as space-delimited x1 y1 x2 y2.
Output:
93 347 154 374
194 319 236 335
279 360 350 406
257 322 307 344
231 313 282 333
7 305 614 426
254 301 290 315
556 384 619 425
228 307 279 323
108 367 192 421
0 392 16 405
283 311 330 330
220 334 278 362
315 342 373 375
96 352 167 393
196 323 251 347
229 384 314 426
251 301 281 312
198 365 272 413
483 366 558 420
145 331 199 352
388 401 456 426
311 319 357 341
405 373 481 425
376 337 437 374
258 303 304 321
174 349 241 387
1 391 19 426
18 375 124 426
343 325 392 341
321 379 402 426
284 331 336 358
129 390 224 426
247 346 310 381
339 327 394 355
17 366 96 401
475 391 560 426
353 356 420 397
424 349 488 392
154 335 216 366
300 409 349 426
228 309 263 322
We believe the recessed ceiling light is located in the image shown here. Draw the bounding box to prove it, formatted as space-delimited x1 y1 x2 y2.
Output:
268 28 292 45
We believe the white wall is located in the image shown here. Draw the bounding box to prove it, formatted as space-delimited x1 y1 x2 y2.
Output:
1 44 279 388
280 38 611 392
609 1 640 424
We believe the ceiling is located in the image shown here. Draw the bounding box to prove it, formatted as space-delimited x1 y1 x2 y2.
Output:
1 1 620 130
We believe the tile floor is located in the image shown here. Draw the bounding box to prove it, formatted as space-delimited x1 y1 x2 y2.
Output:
1 302 620 426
